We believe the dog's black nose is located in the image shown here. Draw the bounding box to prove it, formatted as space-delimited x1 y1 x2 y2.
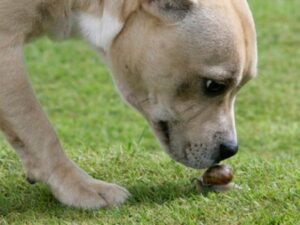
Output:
219 142 238 161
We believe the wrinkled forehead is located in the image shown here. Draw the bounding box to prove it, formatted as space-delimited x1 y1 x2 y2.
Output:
172 5 246 82
117 0 256 89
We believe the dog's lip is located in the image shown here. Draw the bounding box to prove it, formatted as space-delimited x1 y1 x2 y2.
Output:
150 124 219 169
151 120 170 146
151 122 223 169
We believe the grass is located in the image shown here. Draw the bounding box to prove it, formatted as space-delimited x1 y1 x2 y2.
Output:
1 0 300 224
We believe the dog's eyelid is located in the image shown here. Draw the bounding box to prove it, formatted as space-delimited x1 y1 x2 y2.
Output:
202 77 233 85
199 67 236 80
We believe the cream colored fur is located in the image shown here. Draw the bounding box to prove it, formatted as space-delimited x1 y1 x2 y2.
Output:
0 0 257 209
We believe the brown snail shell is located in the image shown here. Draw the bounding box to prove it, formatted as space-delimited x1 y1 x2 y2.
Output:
196 178 234 193
202 164 233 185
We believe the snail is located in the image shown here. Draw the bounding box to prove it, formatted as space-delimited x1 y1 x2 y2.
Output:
203 164 233 185
196 164 237 193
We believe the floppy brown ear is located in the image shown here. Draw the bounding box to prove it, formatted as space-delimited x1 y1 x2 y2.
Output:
141 0 193 23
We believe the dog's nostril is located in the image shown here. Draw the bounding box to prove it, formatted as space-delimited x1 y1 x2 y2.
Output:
219 142 238 161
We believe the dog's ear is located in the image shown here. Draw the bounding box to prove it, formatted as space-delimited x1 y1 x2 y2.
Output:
141 0 194 23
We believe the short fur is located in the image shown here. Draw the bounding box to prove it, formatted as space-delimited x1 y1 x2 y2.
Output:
0 0 257 209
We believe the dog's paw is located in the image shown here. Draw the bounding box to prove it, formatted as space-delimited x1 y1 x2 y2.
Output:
89 181 130 208
52 178 130 209
47 164 129 209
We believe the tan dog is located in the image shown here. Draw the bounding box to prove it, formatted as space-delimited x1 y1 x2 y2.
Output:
0 0 257 209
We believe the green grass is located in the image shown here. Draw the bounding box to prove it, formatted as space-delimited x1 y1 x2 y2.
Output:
1 0 300 224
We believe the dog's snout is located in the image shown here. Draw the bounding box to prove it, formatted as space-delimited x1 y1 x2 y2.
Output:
219 142 238 161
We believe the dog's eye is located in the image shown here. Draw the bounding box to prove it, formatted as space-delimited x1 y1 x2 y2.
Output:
204 79 227 96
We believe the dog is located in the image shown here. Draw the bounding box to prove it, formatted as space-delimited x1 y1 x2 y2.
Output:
0 0 257 209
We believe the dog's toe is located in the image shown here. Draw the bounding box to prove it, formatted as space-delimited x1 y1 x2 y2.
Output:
48 165 130 209
94 182 130 208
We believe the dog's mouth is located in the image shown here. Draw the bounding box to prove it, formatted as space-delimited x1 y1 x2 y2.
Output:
151 120 219 169
153 120 170 146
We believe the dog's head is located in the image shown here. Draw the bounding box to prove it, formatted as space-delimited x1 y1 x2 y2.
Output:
106 0 257 169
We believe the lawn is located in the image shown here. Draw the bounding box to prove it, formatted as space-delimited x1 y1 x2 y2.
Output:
1 0 300 224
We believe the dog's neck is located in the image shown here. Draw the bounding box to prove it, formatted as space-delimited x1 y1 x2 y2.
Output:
70 0 139 56
73 0 121 54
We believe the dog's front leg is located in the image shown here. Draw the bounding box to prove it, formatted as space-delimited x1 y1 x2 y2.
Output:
0 44 129 209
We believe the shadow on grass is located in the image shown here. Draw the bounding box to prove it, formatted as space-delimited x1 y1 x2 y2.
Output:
0 183 61 216
128 180 199 205
0 180 200 216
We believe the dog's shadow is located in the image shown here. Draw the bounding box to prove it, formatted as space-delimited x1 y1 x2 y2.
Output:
0 180 199 216
127 180 199 205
